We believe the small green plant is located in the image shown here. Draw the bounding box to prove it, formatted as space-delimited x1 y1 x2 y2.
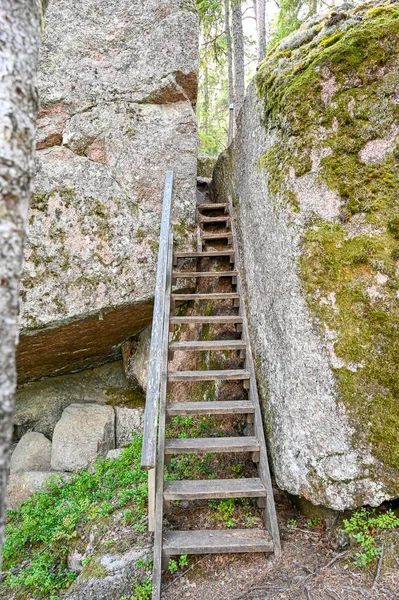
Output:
307 517 323 528
287 518 297 528
168 559 178 574
343 508 399 567
179 554 188 568
209 499 236 527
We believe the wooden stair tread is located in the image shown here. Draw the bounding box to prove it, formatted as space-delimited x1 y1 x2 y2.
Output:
174 251 234 259
164 478 266 500
173 270 238 278
201 232 233 239
199 215 230 222
168 369 250 381
163 529 273 556
169 340 245 352
197 203 227 211
171 292 239 300
170 316 243 324
165 436 259 454
166 400 254 416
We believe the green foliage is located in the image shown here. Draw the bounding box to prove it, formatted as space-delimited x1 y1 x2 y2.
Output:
209 498 236 527
2 436 148 598
119 576 152 600
168 554 188 575
343 508 399 567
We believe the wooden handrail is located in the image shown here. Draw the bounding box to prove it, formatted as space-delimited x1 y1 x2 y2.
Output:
141 171 174 470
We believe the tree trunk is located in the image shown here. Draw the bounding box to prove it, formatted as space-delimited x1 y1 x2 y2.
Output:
231 0 245 124
0 0 45 567
257 0 266 63
224 0 234 145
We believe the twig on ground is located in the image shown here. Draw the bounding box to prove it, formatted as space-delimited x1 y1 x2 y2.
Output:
373 544 384 589
320 550 350 571
162 554 210 592
326 589 341 600
343 585 370 598
380 589 395 599
305 585 313 600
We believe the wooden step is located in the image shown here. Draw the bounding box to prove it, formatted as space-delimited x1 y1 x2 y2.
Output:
173 270 238 278
171 292 239 301
170 316 243 325
163 529 273 556
197 203 228 211
169 340 245 352
164 478 266 501
165 436 259 454
173 250 235 259
199 215 230 223
201 232 233 240
166 400 254 416
168 369 250 382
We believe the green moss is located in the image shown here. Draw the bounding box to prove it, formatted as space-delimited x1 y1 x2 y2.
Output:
79 558 109 580
255 3 399 476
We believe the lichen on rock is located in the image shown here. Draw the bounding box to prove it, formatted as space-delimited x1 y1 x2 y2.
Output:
214 0 399 509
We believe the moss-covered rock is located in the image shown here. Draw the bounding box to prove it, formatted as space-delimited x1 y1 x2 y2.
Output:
214 0 399 509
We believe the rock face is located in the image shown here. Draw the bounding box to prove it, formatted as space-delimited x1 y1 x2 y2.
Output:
18 0 199 382
213 1 399 509
115 407 143 448
10 432 52 473
51 404 115 471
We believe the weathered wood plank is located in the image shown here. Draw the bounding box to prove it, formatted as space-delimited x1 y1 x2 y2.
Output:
166 400 254 416
170 316 243 324
171 292 239 301
174 250 235 259
172 270 238 278
201 232 233 239
163 529 273 556
152 232 174 600
165 436 259 454
197 203 228 211
164 478 266 500
199 215 231 223
142 171 173 471
168 369 250 382
169 340 245 352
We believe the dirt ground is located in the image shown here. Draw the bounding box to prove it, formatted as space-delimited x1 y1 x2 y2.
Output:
161 487 399 600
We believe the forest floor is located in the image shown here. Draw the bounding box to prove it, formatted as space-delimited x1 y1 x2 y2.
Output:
161 486 399 600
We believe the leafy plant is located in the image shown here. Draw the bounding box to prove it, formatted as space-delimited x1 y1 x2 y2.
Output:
2 435 148 598
168 559 178 574
287 518 297 528
343 508 399 567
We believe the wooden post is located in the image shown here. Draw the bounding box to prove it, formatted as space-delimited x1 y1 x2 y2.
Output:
148 468 156 532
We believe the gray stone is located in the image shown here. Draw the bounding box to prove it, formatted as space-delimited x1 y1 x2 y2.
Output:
68 550 84 574
115 407 144 448
7 471 71 510
14 361 142 440
65 548 152 600
51 404 115 471
107 449 123 460
123 326 152 391
10 432 52 474
18 0 199 382
198 153 217 178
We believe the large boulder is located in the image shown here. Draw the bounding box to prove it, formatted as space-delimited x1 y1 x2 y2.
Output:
10 432 52 474
213 1 399 509
18 0 199 382
122 326 152 391
51 404 115 471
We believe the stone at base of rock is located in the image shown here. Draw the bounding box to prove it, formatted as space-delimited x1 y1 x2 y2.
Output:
115 407 144 448
292 495 340 528
65 548 152 600
7 471 71 510
107 449 123 460
10 431 52 473
51 404 115 471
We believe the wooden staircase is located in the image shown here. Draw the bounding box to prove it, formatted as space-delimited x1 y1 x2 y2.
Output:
141 172 280 600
